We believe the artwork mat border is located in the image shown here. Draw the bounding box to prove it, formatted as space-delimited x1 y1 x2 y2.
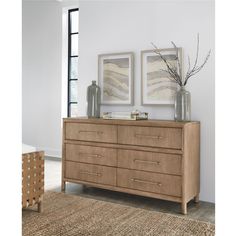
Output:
141 48 183 105
98 52 134 105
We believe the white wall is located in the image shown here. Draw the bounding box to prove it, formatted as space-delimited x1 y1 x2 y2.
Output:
22 0 214 202
22 0 79 157
22 0 62 157
78 0 215 202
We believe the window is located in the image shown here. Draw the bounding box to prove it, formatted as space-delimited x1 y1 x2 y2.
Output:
68 8 79 117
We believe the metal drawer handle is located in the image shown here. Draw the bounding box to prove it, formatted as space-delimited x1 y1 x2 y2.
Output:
79 153 102 158
78 130 103 135
135 134 163 140
131 178 162 186
133 159 160 165
79 171 102 177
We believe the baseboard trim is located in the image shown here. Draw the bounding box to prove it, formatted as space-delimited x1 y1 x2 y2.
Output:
45 156 61 161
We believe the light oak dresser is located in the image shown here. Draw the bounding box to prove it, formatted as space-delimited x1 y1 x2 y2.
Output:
62 117 200 214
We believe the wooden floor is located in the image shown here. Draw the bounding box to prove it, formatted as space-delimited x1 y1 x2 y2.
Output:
45 157 215 224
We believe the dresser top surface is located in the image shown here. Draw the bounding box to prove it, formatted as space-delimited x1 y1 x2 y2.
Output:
63 117 199 128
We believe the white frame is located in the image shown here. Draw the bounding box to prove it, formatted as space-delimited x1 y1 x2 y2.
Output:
98 52 134 105
141 48 183 105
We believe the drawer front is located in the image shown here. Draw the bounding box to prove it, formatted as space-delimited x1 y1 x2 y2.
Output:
118 126 182 149
117 169 181 197
65 162 116 186
66 144 117 166
118 150 181 175
65 123 117 143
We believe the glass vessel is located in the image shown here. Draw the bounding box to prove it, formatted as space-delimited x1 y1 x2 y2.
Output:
174 86 191 121
87 81 101 118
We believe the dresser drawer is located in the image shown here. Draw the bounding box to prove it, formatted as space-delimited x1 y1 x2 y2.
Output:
65 162 116 186
117 169 181 197
65 123 117 143
118 126 182 149
118 150 181 175
66 144 117 166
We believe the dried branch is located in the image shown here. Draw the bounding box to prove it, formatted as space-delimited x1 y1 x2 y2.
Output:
151 42 183 86
160 69 180 84
183 49 211 85
187 55 191 75
171 41 182 80
151 34 211 87
151 43 175 71
193 33 200 70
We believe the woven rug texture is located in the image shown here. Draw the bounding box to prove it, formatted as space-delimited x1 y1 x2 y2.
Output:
22 191 215 236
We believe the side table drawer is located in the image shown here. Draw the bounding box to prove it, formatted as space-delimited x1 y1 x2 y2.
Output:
66 144 117 166
118 149 181 175
117 169 182 197
65 123 117 143
65 161 116 186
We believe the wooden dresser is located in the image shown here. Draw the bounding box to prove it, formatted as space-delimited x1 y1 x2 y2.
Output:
62 118 200 214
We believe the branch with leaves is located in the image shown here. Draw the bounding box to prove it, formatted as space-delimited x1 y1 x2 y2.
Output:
151 34 211 87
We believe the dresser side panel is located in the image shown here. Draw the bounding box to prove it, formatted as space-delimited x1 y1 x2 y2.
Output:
183 123 200 202
61 120 66 190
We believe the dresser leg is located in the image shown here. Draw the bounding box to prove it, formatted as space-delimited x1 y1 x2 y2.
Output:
181 202 187 215
194 194 199 203
38 202 42 213
61 181 66 192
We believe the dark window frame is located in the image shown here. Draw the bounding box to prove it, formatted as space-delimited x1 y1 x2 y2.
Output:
68 8 79 117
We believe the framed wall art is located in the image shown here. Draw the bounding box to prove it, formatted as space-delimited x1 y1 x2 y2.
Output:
98 52 134 105
141 48 182 105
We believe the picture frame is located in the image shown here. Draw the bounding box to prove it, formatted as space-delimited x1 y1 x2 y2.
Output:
141 48 183 105
98 52 134 105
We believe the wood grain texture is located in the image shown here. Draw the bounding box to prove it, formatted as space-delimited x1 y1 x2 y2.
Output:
63 177 182 203
194 194 200 203
65 123 117 143
118 125 182 149
65 140 183 155
46 159 214 223
63 117 199 128
117 168 182 197
66 144 117 167
61 119 66 191
181 202 187 215
182 123 200 203
62 118 200 214
65 161 116 186
117 149 182 175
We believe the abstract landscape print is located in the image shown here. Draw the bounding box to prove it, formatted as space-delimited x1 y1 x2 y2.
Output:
98 53 133 105
142 49 181 105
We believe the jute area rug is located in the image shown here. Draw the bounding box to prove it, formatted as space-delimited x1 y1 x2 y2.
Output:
22 191 215 236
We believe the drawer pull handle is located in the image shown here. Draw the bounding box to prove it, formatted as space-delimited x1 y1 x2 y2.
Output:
133 159 160 165
79 153 102 158
78 130 103 135
131 178 162 186
79 171 102 177
135 134 163 140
